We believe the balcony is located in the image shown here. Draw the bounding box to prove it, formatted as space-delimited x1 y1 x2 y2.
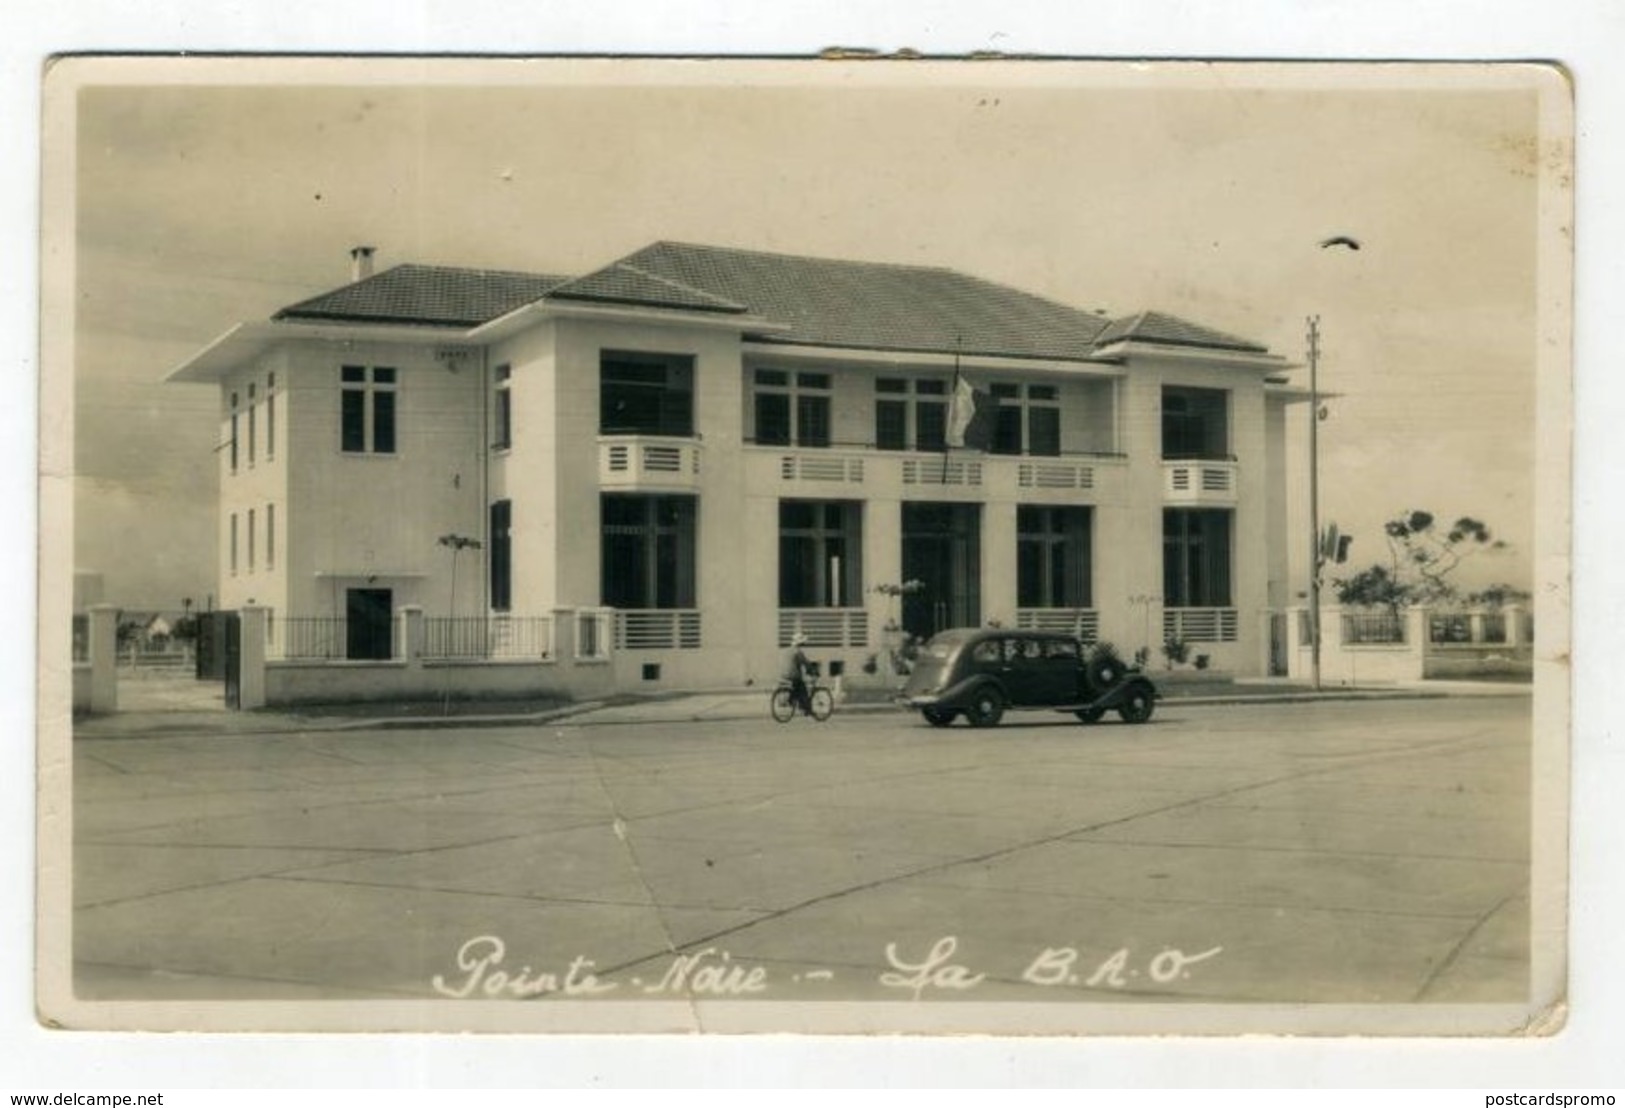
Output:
599 435 703 492
1162 458 1238 506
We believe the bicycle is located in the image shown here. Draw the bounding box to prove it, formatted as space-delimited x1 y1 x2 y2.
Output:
769 679 834 723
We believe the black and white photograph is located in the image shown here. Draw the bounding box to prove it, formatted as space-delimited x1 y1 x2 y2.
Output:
38 55 1571 1038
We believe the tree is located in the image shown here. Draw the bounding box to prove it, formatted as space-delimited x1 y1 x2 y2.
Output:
1332 509 1507 611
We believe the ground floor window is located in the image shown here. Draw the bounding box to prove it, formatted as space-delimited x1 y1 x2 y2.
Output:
779 500 863 607
1163 508 1232 607
489 499 512 612
901 502 981 639
1017 505 1092 608
601 494 697 609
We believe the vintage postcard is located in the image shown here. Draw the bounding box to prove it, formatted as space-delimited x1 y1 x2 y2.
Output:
37 55 1572 1035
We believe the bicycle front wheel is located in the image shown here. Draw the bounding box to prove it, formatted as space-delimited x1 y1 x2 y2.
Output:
808 687 835 722
769 687 796 723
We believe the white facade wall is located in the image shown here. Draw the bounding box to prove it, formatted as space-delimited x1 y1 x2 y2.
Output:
218 349 290 620
205 314 1292 690
278 339 486 621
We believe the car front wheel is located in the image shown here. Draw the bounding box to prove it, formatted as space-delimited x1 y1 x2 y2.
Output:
964 687 1005 728
921 706 957 728
1074 707 1105 724
1116 684 1155 724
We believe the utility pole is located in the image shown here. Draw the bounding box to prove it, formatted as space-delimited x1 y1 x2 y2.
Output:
1307 315 1323 692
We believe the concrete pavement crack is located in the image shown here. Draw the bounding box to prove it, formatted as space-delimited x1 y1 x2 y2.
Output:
595 730 1527 986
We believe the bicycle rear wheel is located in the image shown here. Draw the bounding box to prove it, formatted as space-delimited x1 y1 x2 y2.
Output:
769 687 795 723
808 687 835 722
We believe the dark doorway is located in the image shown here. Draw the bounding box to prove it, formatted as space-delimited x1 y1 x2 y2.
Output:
901 502 981 640
345 588 394 660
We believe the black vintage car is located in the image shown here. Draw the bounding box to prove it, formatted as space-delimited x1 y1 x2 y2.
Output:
898 628 1157 728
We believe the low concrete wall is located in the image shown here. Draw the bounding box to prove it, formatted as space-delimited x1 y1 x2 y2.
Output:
253 605 618 708
73 663 92 715
1424 648 1534 680
265 659 615 706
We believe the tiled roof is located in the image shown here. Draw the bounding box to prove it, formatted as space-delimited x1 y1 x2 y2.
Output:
275 264 572 328
1092 310 1269 354
549 261 749 314
586 242 1114 361
268 246 1270 360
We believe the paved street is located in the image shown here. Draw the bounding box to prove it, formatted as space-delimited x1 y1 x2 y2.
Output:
67 694 1536 1028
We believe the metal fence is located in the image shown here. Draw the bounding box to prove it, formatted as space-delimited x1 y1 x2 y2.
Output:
279 617 356 660
1341 610 1408 645
422 616 553 660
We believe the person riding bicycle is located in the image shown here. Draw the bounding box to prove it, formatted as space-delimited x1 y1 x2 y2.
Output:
781 632 814 716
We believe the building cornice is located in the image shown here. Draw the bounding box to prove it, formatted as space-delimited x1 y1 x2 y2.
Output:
1091 338 1294 373
165 320 480 383
739 341 1126 377
467 299 789 343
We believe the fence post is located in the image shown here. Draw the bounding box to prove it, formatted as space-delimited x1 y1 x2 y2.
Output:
399 606 424 669
1503 605 1523 648
88 604 118 714
1468 611 1486 644
552 608 578 667
238 606 268 709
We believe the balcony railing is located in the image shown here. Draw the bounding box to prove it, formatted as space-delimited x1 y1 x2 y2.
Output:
778 607 870 648
1163 607 1239 643
1162 459 1238 506
777 451 867 484
901 456 984 486
614 609 702 651
1018 461 1095 491
599 435 703 491
423 616 553 660
1016 608 1100 642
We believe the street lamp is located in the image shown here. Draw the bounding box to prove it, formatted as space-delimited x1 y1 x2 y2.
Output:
1306 315 1323 692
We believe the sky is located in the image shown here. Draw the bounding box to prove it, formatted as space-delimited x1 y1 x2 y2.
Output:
68 62 1551 609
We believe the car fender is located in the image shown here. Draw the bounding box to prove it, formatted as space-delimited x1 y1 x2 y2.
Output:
907 673 1006 710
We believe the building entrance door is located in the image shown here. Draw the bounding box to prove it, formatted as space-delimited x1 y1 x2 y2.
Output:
900 502 981 641
345 588 394 660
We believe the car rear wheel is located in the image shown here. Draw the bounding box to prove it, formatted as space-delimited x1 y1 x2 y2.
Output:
1116 684 1155 724
1074 707 1106 724
921 706 957 728
964 687 1005 728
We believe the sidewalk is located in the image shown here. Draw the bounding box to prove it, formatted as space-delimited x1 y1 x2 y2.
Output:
69 674 1530 739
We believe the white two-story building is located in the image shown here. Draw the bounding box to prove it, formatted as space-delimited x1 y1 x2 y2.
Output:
167 241 1300 689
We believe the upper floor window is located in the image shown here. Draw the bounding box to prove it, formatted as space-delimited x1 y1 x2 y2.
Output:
247 383 258 465
754 369 830 447
266 374 276 460
874 377 947 452
1162 386 1229 460
228 392 240 473
600 352 693 437
341 365 397 454
492 364 512 451
991 383 1061 457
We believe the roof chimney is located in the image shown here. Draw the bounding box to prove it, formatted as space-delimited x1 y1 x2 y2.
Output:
350 245 376 282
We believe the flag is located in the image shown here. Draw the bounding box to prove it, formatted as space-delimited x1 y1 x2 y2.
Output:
946 372 996 451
